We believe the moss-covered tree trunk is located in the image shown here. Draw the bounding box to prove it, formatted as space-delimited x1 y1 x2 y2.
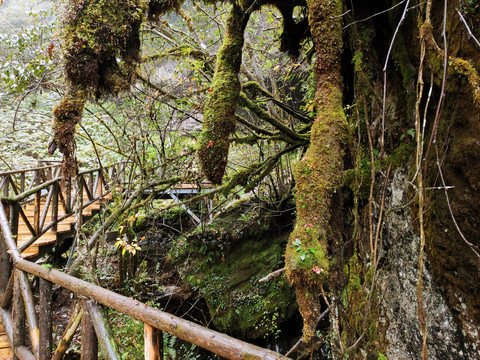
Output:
197 3 250 184
285 0 347 346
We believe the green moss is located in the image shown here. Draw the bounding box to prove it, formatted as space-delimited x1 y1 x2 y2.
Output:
62 0 148 97
284 0 348 344
169 203 296 339
340 254 387 359
344 142 415 200
197 3 250 184
449 57 480 106
52 88 87 178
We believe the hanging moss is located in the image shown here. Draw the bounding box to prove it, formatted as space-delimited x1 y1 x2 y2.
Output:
284 0 347 345
53 0 152 175
147 0 184 20
197 3 251 184
62 0 148 97
52 89 87 179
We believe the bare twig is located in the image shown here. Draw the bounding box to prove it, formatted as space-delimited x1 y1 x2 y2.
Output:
457 8 480 50
381 0 411 158
258 268 284 282
284 308 330 357
435 143 480 259
344 0 406 29
423 0 448 181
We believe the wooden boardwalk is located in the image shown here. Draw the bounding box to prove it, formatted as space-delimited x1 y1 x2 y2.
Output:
0 162 288 360
0 162 122 260
0 319 11 360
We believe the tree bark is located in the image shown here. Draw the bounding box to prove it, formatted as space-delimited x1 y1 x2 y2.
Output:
81 302 98 360
144 324 163 360
285 0 347 346
39 278 52 360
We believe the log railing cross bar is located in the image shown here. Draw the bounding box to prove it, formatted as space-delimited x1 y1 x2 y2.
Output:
0 162 289 360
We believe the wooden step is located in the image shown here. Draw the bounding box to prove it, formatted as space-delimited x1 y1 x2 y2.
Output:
18 222 72 233
0 347 12 359
0 334 10 349
22 207 99 216
13 194 110 259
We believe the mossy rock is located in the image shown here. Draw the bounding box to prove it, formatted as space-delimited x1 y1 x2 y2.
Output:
169 200 297 339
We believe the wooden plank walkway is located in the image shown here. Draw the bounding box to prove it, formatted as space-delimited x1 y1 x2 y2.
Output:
0 162 289 360
17 195 110 259
0 318 11 360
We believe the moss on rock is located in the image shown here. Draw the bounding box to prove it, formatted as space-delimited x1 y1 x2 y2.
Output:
169 200 297 339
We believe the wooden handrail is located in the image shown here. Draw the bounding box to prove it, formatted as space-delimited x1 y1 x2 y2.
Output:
0 198 289 359
0 164 62 177
1 161 128 202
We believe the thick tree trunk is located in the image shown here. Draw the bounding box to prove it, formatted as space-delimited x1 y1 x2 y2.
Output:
285 0 347 347
197 3 250 184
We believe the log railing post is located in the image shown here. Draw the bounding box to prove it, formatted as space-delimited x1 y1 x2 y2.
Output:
0 225 10 300
20 173 25 193
144 324 163 360
18 271 40 359
12 272 26 360
9 203 19 246
81 302 98 360
89 173 94 197
39 278 52 360
77 175 83 226
52 182 59 233
34 193 41 235
84 301 121 360
65 179 72 214
1 176 8 198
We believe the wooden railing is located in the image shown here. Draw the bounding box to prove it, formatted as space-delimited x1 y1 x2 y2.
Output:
0 161 130 258
0 162 289 360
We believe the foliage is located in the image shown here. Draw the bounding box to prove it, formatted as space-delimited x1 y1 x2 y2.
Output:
109 311 144 359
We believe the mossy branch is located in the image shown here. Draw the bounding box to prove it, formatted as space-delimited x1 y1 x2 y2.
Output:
238 92 308 143
143 45 213 65
197 3 250 184
242 81 314 124
235 114 275 136
284 0 347 346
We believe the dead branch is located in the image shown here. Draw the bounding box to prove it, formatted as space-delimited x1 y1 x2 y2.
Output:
258 268 284 282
